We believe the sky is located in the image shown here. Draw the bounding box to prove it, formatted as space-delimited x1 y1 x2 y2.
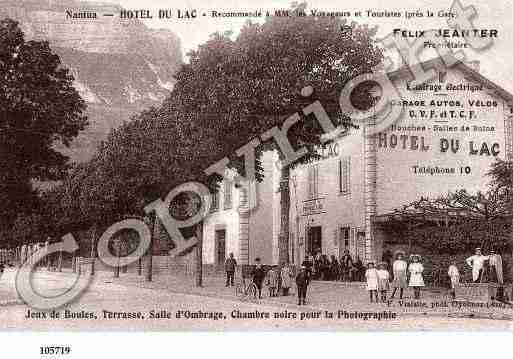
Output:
100 0 513 93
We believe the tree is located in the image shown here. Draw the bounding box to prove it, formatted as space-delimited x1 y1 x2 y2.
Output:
42 4 381 283
384 160 513 253
488 159 513 215
64 107 218 284
166 3 382 264
0 18 87 238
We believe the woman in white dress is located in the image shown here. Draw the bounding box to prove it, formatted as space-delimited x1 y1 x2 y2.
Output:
447 261 460 299
391 251 408 300
408 254 425 299
365 262 379 303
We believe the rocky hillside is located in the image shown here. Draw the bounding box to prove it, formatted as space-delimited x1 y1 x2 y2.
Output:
1 0 182 162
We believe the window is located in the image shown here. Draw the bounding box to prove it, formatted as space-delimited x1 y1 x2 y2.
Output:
339 226 350 258
211 190 219 212
307 164 319 199
224 180 232 209
339 157 351 195
341 227 350 247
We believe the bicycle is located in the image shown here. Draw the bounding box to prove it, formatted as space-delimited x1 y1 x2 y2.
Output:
235 278 258 301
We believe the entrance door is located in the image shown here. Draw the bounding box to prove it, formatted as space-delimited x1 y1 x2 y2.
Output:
307 226 322 255
339 227 351 259
215 229 226 266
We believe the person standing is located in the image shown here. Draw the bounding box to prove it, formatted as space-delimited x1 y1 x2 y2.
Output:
281 262 293 296
382 249 393 275
365 262 379 303
488 249 503 284
377 262 390 302
295 265 310 305
313 249 322 280
448 260 460 299
265 266 279 297
391 251 408 300
252 258 266 299
302 252 314 279
340 250 353 281
224 252 237 287
408 254 425 299
320 255 330 281
353 257 364 282
465 248 489 283
330 255 339 281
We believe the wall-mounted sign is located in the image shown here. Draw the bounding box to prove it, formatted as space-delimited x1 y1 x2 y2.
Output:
302 198 326 216
305 143 340 164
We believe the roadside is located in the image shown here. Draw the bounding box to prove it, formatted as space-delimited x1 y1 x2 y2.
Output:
51 268 513 320
3 267 513 321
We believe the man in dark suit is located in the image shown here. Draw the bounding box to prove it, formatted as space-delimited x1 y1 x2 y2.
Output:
224 252 237 287
340 250 353 281
296 265 310 305
252 257 266 299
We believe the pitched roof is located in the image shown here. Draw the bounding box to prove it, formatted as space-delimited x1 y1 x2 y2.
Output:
386 57 513 108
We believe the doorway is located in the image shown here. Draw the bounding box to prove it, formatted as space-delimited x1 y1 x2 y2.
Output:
339 227 350 259
215 229 226 266
307 226 322 255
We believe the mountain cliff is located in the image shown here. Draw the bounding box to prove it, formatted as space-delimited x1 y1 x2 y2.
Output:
1 0 182 162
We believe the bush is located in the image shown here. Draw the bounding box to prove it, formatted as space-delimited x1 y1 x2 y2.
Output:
404 219 512 255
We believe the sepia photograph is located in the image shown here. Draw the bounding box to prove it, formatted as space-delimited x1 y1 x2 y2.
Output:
0 0 513 355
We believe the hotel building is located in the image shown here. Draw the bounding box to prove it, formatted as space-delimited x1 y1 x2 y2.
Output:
199 59 513 268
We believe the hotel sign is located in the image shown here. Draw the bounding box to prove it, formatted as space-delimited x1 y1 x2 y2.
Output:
305 143 340 164
302 198 327 216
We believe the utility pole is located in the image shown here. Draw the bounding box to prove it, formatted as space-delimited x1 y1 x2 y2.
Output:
195 222 203 287
90 225 97 276
113 238 120 278
145 215 154 282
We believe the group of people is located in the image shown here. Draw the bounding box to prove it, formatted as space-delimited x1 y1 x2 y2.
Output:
225 254 311 305
448 247 504 298
226 247 507 306
365 247 506 303
225 255 297 297
302 250 365 282
464 247 503 284
365 251 424 303
249 258 306 304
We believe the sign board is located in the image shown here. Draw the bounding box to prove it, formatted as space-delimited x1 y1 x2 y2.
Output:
454 283 493 303
302 198 326 216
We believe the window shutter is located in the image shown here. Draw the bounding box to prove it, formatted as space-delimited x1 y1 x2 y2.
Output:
224 181 232 209
339 157 351 195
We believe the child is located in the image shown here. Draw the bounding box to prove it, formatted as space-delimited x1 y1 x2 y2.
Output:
408 254 425 299
280 262 293 296
377 262 390 302
391 251 408 299
448 260 460 299
265 266 279 297
365 262 379 303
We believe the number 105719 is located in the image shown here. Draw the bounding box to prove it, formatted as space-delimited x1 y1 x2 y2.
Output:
40 346 71 355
